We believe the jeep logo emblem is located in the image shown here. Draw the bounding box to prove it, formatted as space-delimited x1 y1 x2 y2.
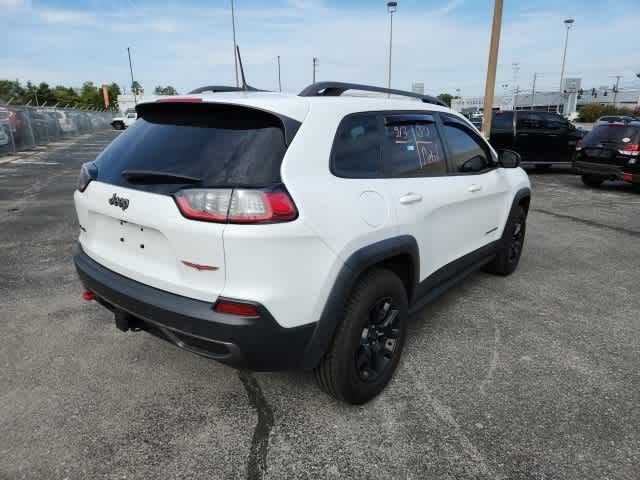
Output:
109 193 129 211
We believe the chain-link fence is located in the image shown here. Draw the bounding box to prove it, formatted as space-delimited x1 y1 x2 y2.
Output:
0 104 114 157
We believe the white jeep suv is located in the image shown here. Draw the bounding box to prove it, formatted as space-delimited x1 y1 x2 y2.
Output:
74 82 530 404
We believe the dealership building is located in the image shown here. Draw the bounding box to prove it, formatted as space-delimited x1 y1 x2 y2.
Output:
452 78 640 115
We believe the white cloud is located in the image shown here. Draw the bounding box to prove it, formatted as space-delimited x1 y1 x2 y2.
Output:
433 0 465 16
39 9 96 25
0 0 28 9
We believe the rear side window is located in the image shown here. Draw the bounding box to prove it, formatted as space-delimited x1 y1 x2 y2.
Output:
441 117 492 173
542 113 569 130
492 111 514 132
383 115 446 177
331 113 382 178
583 124 640 145
94 103 294 194
517 112 544 130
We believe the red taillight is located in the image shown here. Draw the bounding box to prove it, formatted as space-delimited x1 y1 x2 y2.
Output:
77 162 97 192
619 144 640 156
214 300 259 317
622 173 634 182
82 290 96 301
174 190 231 222
175 188 297 224
228 190 297 223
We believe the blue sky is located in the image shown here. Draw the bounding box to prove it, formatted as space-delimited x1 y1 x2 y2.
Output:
2 0 639 98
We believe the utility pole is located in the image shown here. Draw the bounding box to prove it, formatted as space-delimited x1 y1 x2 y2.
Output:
277 56 282 92
312 57 318 83
531 72 537 110
512 62 520 110
612 75 622 106
231 0 239 88
481 0 503 139
127 47 137 105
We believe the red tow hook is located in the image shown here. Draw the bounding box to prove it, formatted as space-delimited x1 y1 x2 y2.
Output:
82 290 96 301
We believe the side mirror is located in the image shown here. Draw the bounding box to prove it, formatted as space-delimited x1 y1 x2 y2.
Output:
498 149 521 168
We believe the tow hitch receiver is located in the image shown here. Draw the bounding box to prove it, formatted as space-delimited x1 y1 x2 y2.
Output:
114 310 142 332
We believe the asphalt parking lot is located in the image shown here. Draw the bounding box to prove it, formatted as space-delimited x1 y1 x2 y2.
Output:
1 130 638 480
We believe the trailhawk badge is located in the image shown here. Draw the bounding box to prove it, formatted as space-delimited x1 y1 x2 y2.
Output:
109 193 129 211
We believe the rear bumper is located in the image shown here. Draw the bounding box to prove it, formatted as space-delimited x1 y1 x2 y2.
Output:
573 160 623 178
74 248 316 371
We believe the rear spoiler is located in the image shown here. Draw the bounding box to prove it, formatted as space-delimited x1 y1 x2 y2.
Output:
134 101 301 146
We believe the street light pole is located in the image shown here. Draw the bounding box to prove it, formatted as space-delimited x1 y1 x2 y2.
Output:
312 57 319 83
231 0 239 88
127 47 137 105
557 18 574 114
481 0 503 139
531 72 537 110
386 2 397 94
612 75 622 106
277 56 282 92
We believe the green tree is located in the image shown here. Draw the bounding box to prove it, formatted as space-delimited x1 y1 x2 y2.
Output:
154 85 179 95
0 79 25 103
51 86 79 107
78 81 101 109
106 83 121 111
131 81 143 96
437 93 460 107
577 104 637 123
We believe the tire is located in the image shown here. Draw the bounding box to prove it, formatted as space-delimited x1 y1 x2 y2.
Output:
485 205 527 276
112 122 124 130
581 174 605 188
314 269 408 404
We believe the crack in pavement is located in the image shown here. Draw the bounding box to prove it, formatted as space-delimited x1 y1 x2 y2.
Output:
479 324 501 396
238 370 274 480
532 208 640 238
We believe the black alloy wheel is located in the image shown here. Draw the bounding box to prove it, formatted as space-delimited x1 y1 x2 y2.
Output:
355 297 401 383
508 210 526 264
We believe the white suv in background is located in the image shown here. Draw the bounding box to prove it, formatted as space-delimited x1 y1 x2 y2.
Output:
74 82 531 404
110 110 137 130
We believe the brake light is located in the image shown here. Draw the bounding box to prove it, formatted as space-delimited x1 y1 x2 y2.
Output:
619 144 639 156
174 187 297 224
174 189 231 222
214 300 259 317
77 162 97 192
622 173 633 182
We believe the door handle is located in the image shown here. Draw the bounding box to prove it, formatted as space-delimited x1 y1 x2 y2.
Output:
468 184 482 193
399 192 423 205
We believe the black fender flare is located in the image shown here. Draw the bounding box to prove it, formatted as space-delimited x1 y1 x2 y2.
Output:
498 187 531 243
300 235 419 369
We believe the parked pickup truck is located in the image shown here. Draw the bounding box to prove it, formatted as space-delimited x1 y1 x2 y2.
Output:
111 110 137 130
489 111 585 169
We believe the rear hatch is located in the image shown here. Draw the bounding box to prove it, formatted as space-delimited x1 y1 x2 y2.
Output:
579 123 640 165
75 101 296 301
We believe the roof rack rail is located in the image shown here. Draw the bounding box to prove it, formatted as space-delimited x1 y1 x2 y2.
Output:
188 85 263 94
298 81 447 107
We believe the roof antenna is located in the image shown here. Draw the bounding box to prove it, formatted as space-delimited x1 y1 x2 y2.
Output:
236 45 248 91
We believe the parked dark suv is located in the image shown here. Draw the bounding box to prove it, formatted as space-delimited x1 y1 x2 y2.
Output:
490 111 584 168
573 120 640 187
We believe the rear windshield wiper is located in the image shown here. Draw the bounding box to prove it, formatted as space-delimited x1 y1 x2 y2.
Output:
121 170 202 184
